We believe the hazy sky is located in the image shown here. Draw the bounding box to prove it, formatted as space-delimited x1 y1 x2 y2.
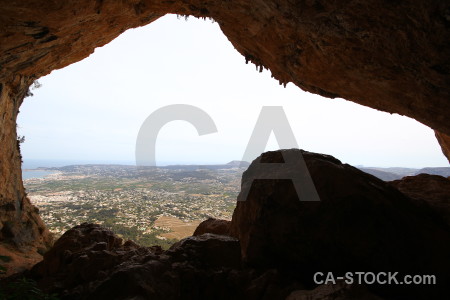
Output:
17 15 448 168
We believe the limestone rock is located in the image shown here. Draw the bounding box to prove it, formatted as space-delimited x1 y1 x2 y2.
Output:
390 173 450 225
229 149 450 299
193 218 231 236
167 233 241 269
435 131 450 163
286 281 383 300
26 223 315 299
0 78 52 253
30 224 247 299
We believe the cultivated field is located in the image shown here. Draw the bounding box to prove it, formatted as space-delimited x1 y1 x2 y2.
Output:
154 216 202 240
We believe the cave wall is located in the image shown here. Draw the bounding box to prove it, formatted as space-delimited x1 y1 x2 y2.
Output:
435 131 450 162
0 0 449 248
0 76 52 249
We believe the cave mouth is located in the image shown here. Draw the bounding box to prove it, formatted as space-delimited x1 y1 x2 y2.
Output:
1 1 449 280
18 15 448 170
15 15 448 250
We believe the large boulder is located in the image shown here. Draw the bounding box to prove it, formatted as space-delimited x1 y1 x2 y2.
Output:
229 149 450 299
167 233 241 269
193 218 231 236
29 223 250 299
390 173 450 225
30 223 159 294
27 223 335 299
286 281 383 300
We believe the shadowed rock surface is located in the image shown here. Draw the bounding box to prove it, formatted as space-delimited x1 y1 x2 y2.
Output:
28 223 384 300
435 131 450 162
229 149 450 299
29 223 304 300
390 173 450 225
286 282 384 300
193 218 231 236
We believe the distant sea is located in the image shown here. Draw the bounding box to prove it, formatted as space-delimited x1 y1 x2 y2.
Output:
22 159 135 169
21 159 226 170
22 170 56 180
21 159 135 180
21 159 212 180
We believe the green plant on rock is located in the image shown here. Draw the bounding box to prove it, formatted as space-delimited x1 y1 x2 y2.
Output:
0 277 59 300
0 255 11 275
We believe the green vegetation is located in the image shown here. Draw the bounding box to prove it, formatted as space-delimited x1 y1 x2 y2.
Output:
25 80 42 98
102 219 177 250
138 234 178 250
0 255 12 263
0 255 12 275
0 277 59 300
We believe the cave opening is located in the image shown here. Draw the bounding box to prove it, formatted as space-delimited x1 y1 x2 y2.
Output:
1 2 449 298
15 15 448 248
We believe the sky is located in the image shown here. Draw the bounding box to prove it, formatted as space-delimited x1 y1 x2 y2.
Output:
17 15 449 168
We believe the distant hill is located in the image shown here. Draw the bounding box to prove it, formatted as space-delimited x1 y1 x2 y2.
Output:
226 160 250 167
161 161 250 171
358 168 404 181
416 167 450 177
378 167 418 177
41 161 251 172
40 162 449 180
358 166 450 181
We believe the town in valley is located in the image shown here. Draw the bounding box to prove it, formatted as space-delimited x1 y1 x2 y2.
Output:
25 162 247 249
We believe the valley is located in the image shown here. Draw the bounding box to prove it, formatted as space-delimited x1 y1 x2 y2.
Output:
25 163 244 249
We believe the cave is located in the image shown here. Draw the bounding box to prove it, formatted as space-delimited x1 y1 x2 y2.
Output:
1 1 449 299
